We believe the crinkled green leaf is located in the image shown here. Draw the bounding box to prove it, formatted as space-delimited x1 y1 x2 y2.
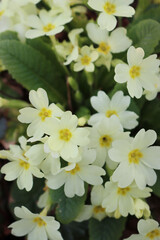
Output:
0 39 66 103
89 217 126 240
134 5 160 24
128 19 160 56
50 185 87 224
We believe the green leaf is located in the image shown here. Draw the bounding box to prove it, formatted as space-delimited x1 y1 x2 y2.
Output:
60 221 88 240
50 185 87 224
128 19 160 56
134 0 151 20
0 40 67 103
133 5 160 24
26 38 66 77
9 179 44 216
89 217 126 240
140 98 160 134
152 170 160 197
0 31 18 41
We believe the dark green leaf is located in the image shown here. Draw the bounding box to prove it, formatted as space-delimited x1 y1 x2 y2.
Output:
26 38 66 77
128 19 160 56
50 185 87 224
60 221 88 240
134 0 151 20
140 98 160 134
0 40 66 103
89 217 126 240
9 178 44 216
133 5 160 24
152 170 160 197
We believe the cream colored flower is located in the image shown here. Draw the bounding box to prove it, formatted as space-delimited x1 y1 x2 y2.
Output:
144 74 160 101
88 90 138 130
86 23 132 70
64 28 83 65
0 137 44 191
109 129 160 189
25 10 72 39
88 0 135 31
9 206 63 240
18 88 63 141
89 116 129 169
114 46 160 98
86 23 132 55
102 181 151 217
124 219 160 240
45 111 90 160
76 185 109 222
73 46 99 72
134 199 150 219
47 148 105 197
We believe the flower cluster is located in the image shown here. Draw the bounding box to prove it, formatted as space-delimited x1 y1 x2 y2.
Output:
1 87 160 239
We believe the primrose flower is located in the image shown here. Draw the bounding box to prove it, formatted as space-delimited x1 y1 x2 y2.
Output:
88 90 138 130
109 129 160 189
134 199 150 219
64 28 83 65
45 111 90 160
76 185 109 222
0 0 13 18
47 148 105 198
25 141 61 175
73 45 99 72
114 46 160 98
144 74 160 101
102 181 152 217
18 88 63 141
89 116 129 169
0 137 44 191
46 0 71 15
124 219 160 240
86 23 132 55
9 206 63 240
25 9 72 39
88 0 135 31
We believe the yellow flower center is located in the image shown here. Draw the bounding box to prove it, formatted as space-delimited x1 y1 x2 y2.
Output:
39 108 52 121
93 206 105 213
104 2 116 14
99 135 112 147
98 42 110 55
43 23 55 32
66 163 80 175
106 110 118 118
59 128 72 142
33 217 47 227
128 149 143 164
154 83 158 89
0 10 4 17
117 187 130 196
19 160 30 170
81 55 91 66
146 229 160 239
129 66 141 79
